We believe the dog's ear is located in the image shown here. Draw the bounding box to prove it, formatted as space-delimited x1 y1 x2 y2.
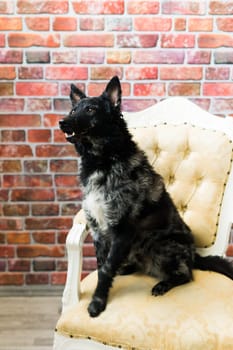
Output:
104 76 122 109
70 84 86 107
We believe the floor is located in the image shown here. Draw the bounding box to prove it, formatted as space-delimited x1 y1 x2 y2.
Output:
0 296 61 350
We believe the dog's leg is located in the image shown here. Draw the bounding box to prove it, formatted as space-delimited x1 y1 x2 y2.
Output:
88 227 133 317
151 273 192 296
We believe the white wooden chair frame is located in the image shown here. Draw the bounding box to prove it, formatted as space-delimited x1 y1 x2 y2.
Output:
53 97 233 350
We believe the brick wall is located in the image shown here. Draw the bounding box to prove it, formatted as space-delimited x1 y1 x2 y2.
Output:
0 0 233 290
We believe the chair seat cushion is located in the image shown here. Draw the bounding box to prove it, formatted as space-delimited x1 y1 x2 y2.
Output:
56 270 233 350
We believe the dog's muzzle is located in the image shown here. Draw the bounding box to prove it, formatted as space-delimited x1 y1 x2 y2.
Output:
59 119 77 143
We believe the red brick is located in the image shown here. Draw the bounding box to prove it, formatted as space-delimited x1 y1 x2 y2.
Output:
53 16 77 31
0 1 14 14
43 113 64 127
117 34 158 48
28 129 51 143
26 217 72 230
3 174 52 188
216 18 233 32
25 17 50 31
11 189 54 202
0 33 5 46
8 33 60 48
122 99 157 112
198 34 233 48
83 244 95 257
133 50 185 64
50 159 78 173
72 0 124 14
0 246 15 258
33 232 56 244
0 66 16 79
17 245 65 258
26 50 50 63
26 273 49 285
45 66 87 80
0 17 22 30
107 50 131 64
16 82 58 96
187 50 211 64
61 203 81 216
24 160 47 173
91 66 123 80
3 204 29 216
36 144 76 157
52 50 77 64
17 0 69 14
56 260 67 271
0 190 9 202
88 83 130 97
80 50 105 64
0 114 40 127
0 160 21 173
0 273 24 285
209 1 233 14
0 49 23 63
161 34 195 48
26 98 52 112
80 17 104 31
125 66 158 80
226 244 233 257
162 1 205 14
57 231 68 244
134 83 165 97
54 98 71 112
127 1 159 14
168 83 200 96
0 83 13 96
33 260 55 271
83 257 97 270
51 271 67 285
189 18 213 31
0 145 32 157
7 233 30 244
212 99 233 114
174 18 186 31
0 260 6 271
134 17 172 31
55 175 79 187
56 188 83 201
203 83 233 96
64 33 114 47
18 66 43 79
205 67 230 80
0 218 23 230
54 129 65 143
32 203 59 216
160 67 203 80
1 130 25 142
8 260 30 272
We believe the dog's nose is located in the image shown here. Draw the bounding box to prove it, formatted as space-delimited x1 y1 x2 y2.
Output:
59 119 65 126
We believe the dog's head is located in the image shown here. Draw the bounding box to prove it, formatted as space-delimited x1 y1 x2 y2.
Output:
59 76 122 144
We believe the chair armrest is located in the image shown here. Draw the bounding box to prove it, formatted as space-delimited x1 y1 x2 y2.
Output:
61 209 88 313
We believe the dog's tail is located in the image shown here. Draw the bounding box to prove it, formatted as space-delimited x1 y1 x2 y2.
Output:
194 253 233 280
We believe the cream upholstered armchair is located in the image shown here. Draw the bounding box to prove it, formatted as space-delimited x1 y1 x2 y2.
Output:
54 97 233 350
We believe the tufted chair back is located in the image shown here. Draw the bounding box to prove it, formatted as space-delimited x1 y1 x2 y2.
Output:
130 124 233 249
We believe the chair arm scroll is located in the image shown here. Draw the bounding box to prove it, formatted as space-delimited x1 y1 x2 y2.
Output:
61 209 88 313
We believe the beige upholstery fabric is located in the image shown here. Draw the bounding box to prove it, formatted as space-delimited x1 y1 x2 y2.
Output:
130 124 233 247
56 271 233 350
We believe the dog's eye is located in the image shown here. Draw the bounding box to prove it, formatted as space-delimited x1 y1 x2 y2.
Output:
70 109 75 116
86 106 96 114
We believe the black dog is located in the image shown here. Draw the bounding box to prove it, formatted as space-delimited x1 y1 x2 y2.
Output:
60 76 233 318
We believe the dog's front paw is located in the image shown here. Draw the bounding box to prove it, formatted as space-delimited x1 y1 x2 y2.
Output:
88 298 106 318
151 281 170 296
